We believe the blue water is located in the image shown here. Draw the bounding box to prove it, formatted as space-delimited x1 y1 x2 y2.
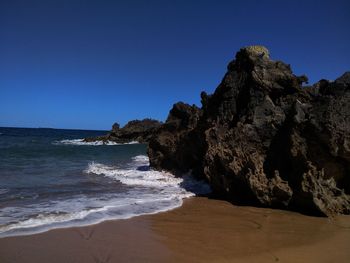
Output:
0 127 209 237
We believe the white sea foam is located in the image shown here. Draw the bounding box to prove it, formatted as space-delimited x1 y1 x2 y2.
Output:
85 162 185 187
53 139 139 146
0 155 210 238
84 156 210 194
0 195 182 237
131 155 150 164
0 188 8 194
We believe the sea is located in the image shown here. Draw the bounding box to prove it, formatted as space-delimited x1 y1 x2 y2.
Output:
0 127 210 238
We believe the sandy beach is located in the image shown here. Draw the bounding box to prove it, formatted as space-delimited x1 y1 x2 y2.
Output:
0 197 349 263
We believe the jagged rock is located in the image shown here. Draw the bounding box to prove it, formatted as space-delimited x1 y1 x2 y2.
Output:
112 123 120 132
148 45 350 216
148 102 204 174
85 118 161 144
109 119 162 143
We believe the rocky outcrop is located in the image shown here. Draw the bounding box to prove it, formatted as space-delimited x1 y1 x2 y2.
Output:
148 46 350 216
148 102 204 174
85 118 161 144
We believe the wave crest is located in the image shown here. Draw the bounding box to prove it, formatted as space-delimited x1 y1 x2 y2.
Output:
84 155 211 194
0 155 210 238
53 139 139 146
85 162 184 188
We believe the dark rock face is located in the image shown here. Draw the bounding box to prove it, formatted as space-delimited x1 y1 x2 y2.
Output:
85 118 161 144
148 46 350 216
108 119 162 143
148 102 204 174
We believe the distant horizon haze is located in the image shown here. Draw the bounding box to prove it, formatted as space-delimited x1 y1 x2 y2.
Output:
1 0 349 130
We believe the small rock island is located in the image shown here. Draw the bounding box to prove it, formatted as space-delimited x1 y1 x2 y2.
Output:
84 118 162 144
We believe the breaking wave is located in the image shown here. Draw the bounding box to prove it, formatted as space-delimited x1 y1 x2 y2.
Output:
53 139 139 146
0 155 210 238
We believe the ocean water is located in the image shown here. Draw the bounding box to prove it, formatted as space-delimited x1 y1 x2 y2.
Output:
0 127 210 238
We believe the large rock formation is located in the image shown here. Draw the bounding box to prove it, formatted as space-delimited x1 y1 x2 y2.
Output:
148 46 350 216
85 118 161 144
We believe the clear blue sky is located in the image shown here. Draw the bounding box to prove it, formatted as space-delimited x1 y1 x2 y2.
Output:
1 0 349 130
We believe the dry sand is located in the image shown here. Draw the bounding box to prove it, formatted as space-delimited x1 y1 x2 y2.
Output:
0 197 349 263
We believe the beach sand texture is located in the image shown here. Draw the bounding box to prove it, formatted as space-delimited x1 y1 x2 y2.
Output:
1 197 349 263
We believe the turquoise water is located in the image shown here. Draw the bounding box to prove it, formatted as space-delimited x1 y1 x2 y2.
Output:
0 127 209 237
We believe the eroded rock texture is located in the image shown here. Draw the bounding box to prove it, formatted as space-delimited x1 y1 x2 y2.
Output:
148 46 350 216
85 118 161 144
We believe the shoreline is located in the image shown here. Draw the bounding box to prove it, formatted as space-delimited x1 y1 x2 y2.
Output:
1 197 350 263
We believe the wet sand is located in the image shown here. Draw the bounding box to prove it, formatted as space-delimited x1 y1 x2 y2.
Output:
0 197 349 263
